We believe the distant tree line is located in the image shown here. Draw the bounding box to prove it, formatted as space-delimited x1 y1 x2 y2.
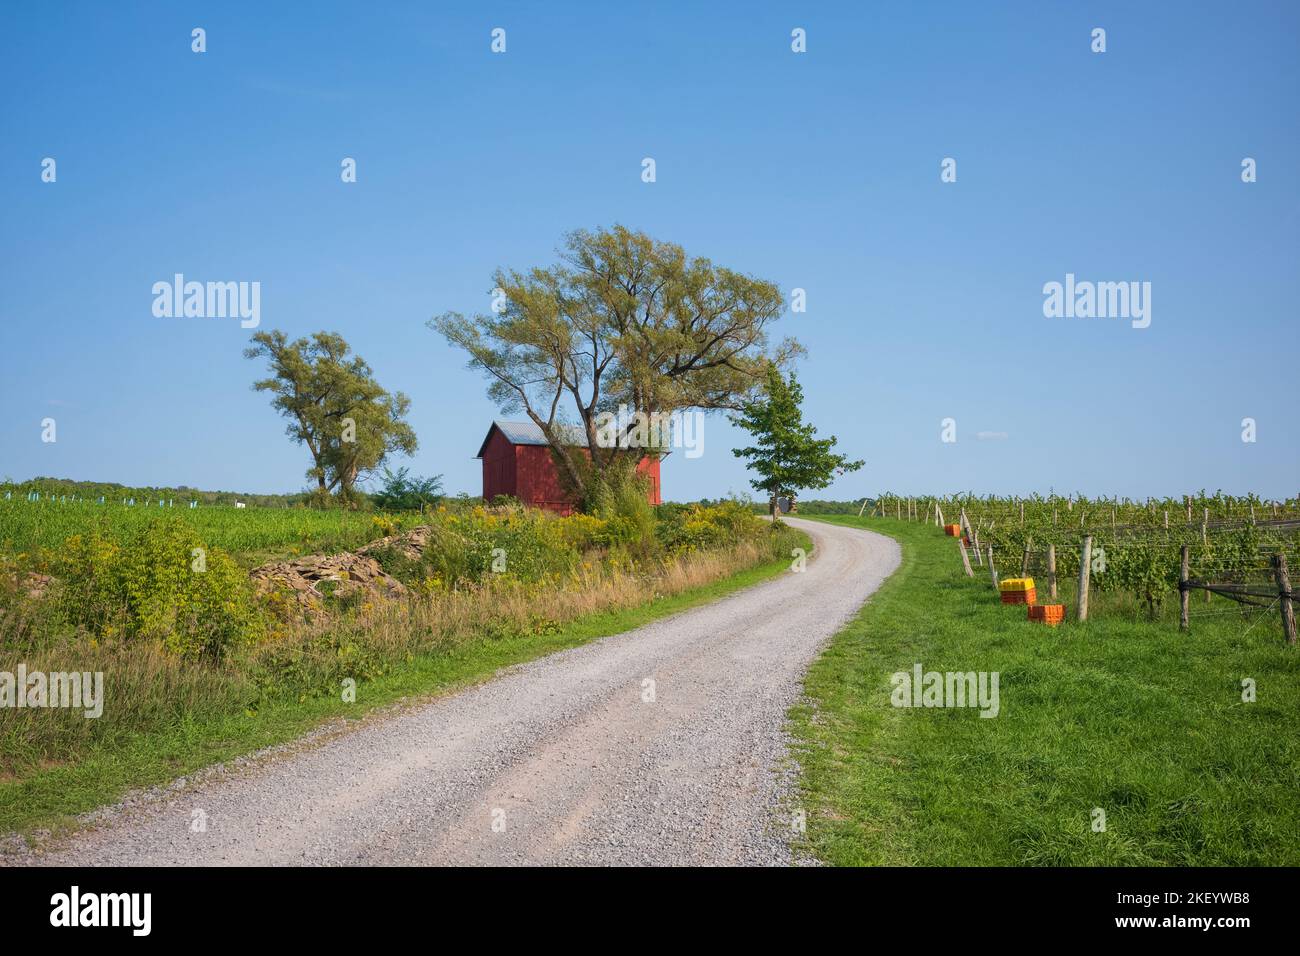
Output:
2 476 461 512
710 498 869 515
2 477 308 508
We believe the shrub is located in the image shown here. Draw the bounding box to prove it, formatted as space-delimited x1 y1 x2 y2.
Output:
54 517 264 660
656 499 764 554
370 467 444 511
558 513 606 552
590 472 657 554
370 506 580 590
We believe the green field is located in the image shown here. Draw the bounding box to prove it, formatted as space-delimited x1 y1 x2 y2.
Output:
0 496 428 567
790 514 1300 866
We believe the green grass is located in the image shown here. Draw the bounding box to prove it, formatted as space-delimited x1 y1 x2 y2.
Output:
0 529 809 837
789 515 1300 866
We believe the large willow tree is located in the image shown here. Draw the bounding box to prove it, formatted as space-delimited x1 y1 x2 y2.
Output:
431 225 802 503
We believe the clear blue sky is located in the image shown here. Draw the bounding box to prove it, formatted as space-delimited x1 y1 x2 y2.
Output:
2 1 1297 502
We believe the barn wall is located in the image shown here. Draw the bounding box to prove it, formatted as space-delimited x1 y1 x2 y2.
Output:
635 456 662 505
480 428 517 502
516 445 579 514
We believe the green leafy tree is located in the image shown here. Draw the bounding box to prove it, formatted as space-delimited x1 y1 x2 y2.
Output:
730 366 864 516
432 225 801 506
370 467 444 512
245 331 417 506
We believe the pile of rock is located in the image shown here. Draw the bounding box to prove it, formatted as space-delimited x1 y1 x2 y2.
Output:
20 572 53 600
357 525 437 562
249 551 408 620
248 525 443 620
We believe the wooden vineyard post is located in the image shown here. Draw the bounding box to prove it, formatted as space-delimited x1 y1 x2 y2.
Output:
1273 553 1296 645
988 546 998 591
959 540 974 577
1019 501 1024 525
897 500 902 521
1047 544 1057 599
972 531 983 566
1077 536 1092 622
1185 496 1192 522
1202 508 1211 604
1179 545 1190 632
858 498 869 517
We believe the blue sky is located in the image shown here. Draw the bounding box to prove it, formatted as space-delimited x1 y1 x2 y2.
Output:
2 1 1297 502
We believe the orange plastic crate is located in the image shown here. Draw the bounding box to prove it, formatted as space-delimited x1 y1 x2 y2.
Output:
1028 603 1065 626
943 524 962 537
1000 587 1037 606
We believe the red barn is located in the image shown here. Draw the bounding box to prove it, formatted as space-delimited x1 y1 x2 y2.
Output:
476 420 662 515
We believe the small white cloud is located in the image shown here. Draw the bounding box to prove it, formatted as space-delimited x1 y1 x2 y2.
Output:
976 431 1008 441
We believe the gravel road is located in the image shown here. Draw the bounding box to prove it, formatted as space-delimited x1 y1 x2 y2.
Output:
8 517 899 867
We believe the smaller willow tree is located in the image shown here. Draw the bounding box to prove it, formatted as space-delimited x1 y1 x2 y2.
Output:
730 366 863 516
245 330 417 506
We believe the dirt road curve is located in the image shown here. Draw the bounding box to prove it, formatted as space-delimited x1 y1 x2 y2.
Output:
13 517 900 867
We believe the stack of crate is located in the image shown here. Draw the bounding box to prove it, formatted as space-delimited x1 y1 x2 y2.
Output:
999 577 1037 605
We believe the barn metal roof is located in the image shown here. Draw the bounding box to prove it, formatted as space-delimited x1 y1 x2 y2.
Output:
476 420 587 458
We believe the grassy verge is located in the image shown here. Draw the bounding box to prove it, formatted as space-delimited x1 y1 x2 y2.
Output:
0 529 809 837
789 515 1300 866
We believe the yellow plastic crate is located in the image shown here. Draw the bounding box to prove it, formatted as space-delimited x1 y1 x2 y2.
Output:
999 577 1036 592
